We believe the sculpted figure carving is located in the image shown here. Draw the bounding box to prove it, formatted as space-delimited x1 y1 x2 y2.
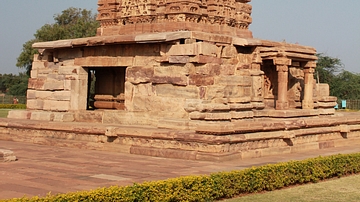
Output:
97 0 252 32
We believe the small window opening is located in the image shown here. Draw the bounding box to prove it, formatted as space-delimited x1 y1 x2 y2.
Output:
87 67 126 110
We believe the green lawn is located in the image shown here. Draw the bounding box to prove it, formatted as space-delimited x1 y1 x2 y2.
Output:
222 174 360 202
0 109 10 118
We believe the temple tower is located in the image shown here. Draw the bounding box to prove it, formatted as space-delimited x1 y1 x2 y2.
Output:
97 0 253 38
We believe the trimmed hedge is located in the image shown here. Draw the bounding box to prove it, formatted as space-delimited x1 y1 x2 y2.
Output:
0 104 26 109
4 153 360 202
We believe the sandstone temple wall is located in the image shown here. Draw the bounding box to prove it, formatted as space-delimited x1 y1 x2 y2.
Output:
19 31 337 131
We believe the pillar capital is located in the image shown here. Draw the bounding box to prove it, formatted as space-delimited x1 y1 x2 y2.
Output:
273 58 291 66
304 61 317 68
276 65 288 72
303 68 315 74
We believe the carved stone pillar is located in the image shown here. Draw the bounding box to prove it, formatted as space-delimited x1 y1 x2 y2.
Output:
302 61 316 109
274 58 291 110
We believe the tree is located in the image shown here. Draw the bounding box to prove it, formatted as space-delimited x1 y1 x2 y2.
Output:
0 73 28 96
331 71 360 100
16 7 99 74
315 53 360 100
315 53 343 84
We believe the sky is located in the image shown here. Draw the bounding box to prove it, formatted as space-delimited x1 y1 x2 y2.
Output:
0 0 359 74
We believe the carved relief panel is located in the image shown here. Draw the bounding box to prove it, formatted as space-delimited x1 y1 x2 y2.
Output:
97 0 120 26
97 0 253 34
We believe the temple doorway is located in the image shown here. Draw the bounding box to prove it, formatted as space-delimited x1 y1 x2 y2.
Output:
87 67 126 110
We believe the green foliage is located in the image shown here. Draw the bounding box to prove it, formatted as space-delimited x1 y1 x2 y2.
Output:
4 153 360 202
16 7 99 74
0 104 26 109
315 53 343 84
331 71 360 100
316 53 360 100
0 73 29 96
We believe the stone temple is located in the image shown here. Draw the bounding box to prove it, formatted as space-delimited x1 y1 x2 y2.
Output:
3 0 360 161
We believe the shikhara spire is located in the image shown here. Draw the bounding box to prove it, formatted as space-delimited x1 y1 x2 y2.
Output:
96 0 253 37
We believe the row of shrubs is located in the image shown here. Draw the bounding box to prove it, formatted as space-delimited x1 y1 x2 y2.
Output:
5 153 360 202
0 104 26 109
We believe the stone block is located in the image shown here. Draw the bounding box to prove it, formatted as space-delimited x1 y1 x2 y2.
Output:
316 83 330 96
230 111 254 119
60 59 75 66
156 84 199 99
44 100 70 112
30 70 38 78
190 55 223 64
70 79 88 110
75 111 103 123
74 56 134 67
133 56 158 66
0 149 17 162
47 74 66 81
53 91 71 101
169 56 190 64
152 76 188 86
27 90 36 99
58 48 83 59
189 75 214 86
53 112 75 122
28 78 45 90
27 99 44 110
154 64 190 77
206 85 251 100
190 63 220 76
58 66 87 75
32 61 47 69
167 42 218 57
36 91 54 99
219 64 236 75
7 110 31 119
30 111 54 121
221 45 237 58
43 81 64 90
126 66 154 84
216 75 252 86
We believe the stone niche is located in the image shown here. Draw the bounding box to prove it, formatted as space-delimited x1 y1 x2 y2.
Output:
3 0 354 162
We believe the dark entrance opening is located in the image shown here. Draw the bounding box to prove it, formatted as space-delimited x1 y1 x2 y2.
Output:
87 67 126 110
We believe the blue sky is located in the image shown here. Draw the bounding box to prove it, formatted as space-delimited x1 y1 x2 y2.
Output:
0 0 359 74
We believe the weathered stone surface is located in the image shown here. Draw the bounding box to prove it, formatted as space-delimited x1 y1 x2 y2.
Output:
7 110 31 119
126 66 154 84
53 112 75 122
168 56 190 64
43 100 70 112
189 75 214 86
0 149 17 162
74 56 134 67
26 100 44 110
43 81 64 91
30 111 54 121
156 84 199 99
28 78 45 90
167 42 218 57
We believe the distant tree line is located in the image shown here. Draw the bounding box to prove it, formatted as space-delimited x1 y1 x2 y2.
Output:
316 53 360 100
0 73 28 96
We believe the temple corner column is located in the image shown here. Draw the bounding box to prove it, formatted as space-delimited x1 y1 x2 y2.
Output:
274 58 291 110
302 61 316 109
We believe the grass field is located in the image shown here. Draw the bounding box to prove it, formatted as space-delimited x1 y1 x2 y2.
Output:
222 174 360 202
0 109 10 118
